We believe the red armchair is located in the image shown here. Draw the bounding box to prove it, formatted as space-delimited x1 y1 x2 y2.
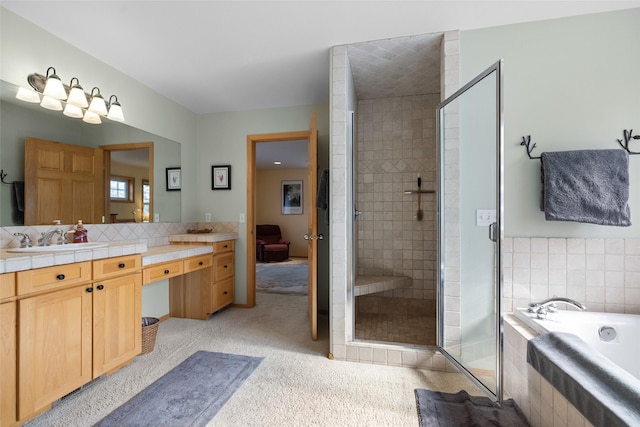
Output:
256 224 290 262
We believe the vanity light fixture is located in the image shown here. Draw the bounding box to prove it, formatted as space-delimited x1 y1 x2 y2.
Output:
87 87 108 116
107 95 125 122
42 67 67 100
66 77 88 108
15 66 125 124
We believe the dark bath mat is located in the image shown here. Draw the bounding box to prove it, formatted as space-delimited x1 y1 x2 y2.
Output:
415 389 529 427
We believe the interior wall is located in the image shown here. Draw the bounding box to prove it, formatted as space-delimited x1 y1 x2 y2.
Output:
356 94 438 300
460 7 640 239
195 105 330 307
256 168 308 257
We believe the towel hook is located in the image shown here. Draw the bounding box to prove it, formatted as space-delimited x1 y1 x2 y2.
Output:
0 169 14 185
520 135 541 160
616 129 640 155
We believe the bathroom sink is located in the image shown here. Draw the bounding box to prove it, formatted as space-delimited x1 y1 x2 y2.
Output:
7 243 108 253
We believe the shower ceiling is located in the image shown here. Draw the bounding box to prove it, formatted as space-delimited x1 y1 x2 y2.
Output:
347 33 442 99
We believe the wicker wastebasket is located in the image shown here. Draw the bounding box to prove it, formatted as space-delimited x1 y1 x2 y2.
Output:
141 317 159 355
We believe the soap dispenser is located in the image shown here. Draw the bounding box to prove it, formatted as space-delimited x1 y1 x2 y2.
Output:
73 220 88 243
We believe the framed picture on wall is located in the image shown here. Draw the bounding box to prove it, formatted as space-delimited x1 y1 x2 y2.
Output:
282 180 303 215
166 167 181 191
212 165 231 190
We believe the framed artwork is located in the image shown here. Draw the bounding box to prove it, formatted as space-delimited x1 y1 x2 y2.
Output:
212 165 231 190
166 167 181 191
282 180 303 215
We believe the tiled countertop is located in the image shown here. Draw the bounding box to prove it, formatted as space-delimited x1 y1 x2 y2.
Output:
169 232 239 243
141 244 213 266
0 242 147 274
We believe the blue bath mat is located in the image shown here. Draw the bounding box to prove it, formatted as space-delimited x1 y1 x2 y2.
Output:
95 350 263 426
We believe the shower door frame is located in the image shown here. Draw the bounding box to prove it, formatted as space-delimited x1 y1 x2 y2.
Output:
436 60 504 403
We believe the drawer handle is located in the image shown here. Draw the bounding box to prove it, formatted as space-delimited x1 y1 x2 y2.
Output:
223 244 228 248
97 284 104 290
56 274 65 281
223 265 228 269
223 291 228 295
198 261 203 266
118 263 126 268
86 287 93 293
164 269 170 274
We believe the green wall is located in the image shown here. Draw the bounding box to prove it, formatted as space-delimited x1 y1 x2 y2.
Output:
461 8 640 237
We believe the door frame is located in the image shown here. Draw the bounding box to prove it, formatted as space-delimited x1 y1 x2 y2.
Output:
246 129 312 309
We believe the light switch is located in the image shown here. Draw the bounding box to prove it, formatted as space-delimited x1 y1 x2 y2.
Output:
205 213 211 222
476 209 496 226
154 213 160 222
239 213 245 223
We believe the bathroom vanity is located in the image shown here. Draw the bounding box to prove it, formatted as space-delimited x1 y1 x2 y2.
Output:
0 233 237 426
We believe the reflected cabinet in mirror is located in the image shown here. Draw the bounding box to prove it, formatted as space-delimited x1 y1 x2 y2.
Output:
0 80 181 226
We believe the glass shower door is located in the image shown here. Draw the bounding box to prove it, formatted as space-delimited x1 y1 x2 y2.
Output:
437 61 504 401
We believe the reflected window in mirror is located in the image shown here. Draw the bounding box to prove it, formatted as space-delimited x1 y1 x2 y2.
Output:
142 179 150 222
110 175 134 202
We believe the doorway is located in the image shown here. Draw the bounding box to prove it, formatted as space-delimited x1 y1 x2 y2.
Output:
246 113 319 340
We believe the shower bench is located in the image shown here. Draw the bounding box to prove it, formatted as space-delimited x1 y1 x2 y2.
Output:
354 275 412 296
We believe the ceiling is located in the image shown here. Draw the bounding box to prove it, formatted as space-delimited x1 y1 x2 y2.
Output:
6 2 635 172
3 1 637 115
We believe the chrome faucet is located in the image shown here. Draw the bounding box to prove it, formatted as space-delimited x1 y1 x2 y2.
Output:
528 297 586 319
38 228 67 246
13 232 33 248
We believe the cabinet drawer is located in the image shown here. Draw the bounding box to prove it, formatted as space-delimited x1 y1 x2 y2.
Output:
17 262 92 296
143 260 184 285
93 255 141 281
213 252 234 281
213 277 234 310
213 240 234 254
184 254 212 273
0 273 15 301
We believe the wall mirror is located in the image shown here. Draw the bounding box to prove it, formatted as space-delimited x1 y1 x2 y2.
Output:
0 80 181 226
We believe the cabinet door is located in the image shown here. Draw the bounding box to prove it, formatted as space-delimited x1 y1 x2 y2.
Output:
1 301 16 427
93 273 142 377
18 286 92 419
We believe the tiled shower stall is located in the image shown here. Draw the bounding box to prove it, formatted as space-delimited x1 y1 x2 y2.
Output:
354 94 439 346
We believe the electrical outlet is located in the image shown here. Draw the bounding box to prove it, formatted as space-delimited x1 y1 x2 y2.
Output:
154 213 160 222
476 209 496 226
239 213 245 223
205 213 211 222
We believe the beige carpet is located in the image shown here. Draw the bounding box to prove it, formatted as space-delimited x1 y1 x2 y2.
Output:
25 292 481 427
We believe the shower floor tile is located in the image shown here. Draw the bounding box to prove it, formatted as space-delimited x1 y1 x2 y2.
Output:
355 312 436 347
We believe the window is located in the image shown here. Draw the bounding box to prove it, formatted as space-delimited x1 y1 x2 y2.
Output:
142 179 150 222
110 175 134 202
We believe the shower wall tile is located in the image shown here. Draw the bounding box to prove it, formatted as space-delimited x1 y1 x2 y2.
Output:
504 237 640 314
356 94 438 301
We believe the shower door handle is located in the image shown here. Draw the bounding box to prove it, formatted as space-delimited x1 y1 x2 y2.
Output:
489 222 497 242
354 209 362 219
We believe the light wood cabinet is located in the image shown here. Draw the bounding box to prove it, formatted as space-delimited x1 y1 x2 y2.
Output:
143 259 183 285
0 273 16 427
92 256 142 377
169 240 235 319
18 283 93 419
16 255 142 423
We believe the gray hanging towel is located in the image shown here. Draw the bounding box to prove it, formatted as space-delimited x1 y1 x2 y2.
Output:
13 181 24 213
316 169 329 225
541 149 631 226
